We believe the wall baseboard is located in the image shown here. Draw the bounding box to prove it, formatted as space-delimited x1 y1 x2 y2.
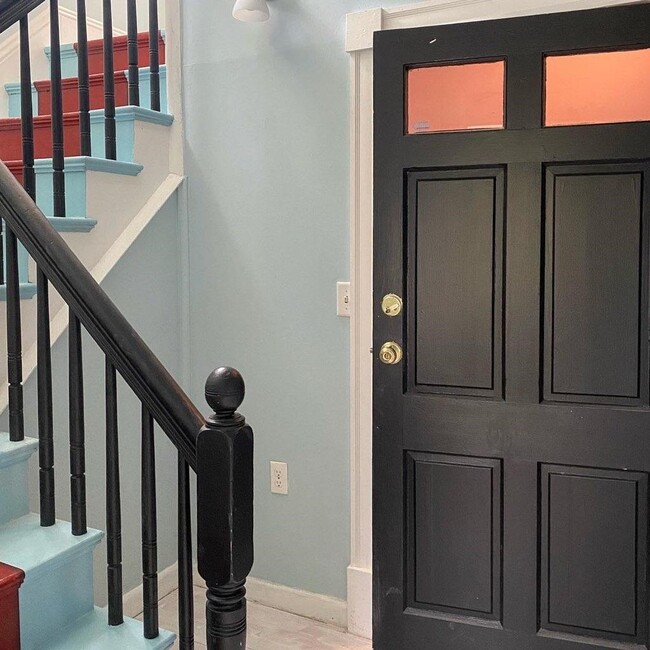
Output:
243 576 348 629
125 563 348 630
347 565 372 639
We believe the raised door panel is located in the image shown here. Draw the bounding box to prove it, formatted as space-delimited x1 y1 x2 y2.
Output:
544 163 649 405
408 168 505 398
406 452 502 623
540 465 648 645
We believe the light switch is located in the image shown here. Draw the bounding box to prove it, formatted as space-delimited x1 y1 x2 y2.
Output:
337 282 351 317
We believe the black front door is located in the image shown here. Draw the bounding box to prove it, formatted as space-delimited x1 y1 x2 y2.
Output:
373 5 650 649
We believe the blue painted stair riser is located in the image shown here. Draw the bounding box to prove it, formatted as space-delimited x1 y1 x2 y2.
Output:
0 435 38 526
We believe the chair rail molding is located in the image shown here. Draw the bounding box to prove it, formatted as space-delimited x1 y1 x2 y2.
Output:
345 0 645 639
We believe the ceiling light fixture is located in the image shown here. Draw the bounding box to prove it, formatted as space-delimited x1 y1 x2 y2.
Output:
232 0 270 23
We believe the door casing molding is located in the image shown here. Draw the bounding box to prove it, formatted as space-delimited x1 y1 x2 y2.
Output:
345 0 646 638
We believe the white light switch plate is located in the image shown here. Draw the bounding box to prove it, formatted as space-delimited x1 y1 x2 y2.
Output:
337 282 351 317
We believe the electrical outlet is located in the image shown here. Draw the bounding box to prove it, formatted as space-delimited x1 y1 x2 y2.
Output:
270 461 288 495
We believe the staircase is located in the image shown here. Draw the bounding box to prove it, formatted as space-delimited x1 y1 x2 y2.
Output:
0 2 255 649
0 7 175 411
0 434 176 649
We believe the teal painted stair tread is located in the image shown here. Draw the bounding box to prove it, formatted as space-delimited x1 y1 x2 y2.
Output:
0 514 103 650
0 434 38 526
0 433 38 469
90 106 174 162
0 514 102 583
0 283 37 300
41 607 176 650
35 156 144 218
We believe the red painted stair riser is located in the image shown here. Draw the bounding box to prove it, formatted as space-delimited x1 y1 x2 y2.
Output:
35 72 128 116
0 562 25 650
0 114 82 160
79 33 165 76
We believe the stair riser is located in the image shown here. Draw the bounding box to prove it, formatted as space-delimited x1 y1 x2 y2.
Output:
36 73 128 116
6 68 168 119
0 460 29 526
32 66 167 117
86 36 166 76
0 462 31 528
0 437 38 527
20 544 97 650
0 117 81 160
46 36 166 78
1 113 139 164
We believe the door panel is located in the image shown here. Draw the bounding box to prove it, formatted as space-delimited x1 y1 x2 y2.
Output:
540 466 648 644
544 163 649 405
373 4 650 650
409 169 504 397
406 453 502 621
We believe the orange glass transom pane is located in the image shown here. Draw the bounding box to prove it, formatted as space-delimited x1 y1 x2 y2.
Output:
545 49 650 127
407 61 505 134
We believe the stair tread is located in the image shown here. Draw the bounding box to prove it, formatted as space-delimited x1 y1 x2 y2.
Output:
0 514 102 580
0 433 38 469
42 607 176 650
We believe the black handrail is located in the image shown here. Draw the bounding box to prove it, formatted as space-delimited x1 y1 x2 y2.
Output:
0 164 203 468
0 0 46 34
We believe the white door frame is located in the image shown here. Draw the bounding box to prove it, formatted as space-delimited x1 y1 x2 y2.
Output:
345 0 644 638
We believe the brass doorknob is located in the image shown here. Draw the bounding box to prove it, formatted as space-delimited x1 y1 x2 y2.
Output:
381 293 403 317
379 341 403 365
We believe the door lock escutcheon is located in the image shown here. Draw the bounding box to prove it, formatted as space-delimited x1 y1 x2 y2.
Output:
379 341 403 365
381 293 403 317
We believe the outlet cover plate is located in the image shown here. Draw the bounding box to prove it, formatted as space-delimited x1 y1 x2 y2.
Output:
270 461 288 495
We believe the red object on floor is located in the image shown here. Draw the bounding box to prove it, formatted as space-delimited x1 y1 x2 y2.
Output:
35 72 128 115
79 32 166 75
0 113 82 160
0 562 25 650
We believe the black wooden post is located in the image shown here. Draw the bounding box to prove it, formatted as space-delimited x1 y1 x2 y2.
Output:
197 367 253 650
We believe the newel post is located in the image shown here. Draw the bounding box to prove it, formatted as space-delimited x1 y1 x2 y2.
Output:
197 367 254 650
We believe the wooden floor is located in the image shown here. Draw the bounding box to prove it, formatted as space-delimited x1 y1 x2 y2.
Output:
154 587 372 649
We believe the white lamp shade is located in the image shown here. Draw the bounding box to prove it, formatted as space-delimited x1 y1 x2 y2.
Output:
232 0 270 22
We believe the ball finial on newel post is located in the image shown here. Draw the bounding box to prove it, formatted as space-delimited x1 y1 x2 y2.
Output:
205 366 245 417
198 365 253 649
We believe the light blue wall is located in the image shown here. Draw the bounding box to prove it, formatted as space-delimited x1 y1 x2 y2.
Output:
3 193 183 604
181 0 405 600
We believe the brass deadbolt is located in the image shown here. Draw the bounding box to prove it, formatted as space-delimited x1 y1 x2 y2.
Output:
381 293 403 317
379 341 403 365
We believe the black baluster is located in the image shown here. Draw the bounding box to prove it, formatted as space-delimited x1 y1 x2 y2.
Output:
127 0 140 106
106 359 123 625
197 368 254 650
77 0 91 156
148 0 160 112
69 312 86 535
50 0 66 217
142 405 159 639
103 0 116 160
178 454 194 650
19 17 35 200
37 270 55 526
5 227 24 443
